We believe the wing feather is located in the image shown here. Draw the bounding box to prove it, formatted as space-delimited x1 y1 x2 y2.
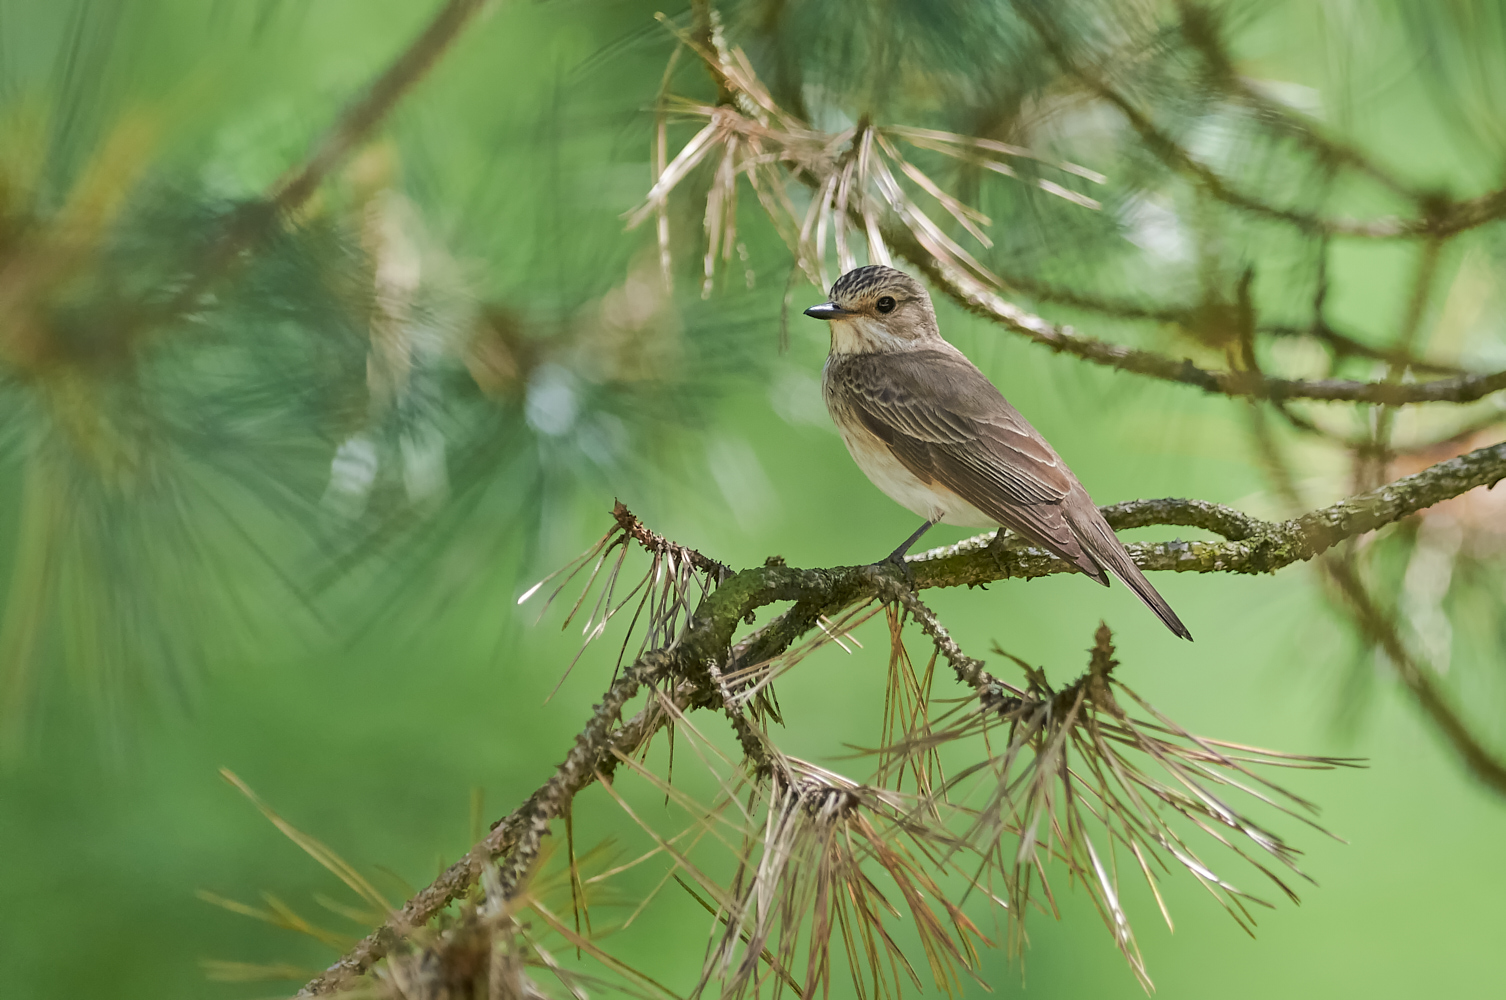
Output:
830 349 1105 580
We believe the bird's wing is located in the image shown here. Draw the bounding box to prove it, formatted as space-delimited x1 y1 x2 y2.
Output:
832 349 1104 580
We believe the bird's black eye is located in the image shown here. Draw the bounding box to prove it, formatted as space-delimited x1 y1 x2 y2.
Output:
875 296 897 314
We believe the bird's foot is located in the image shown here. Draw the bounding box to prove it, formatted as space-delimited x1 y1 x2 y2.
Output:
985 527 1010 571
871 548 917 593
871 519 934 592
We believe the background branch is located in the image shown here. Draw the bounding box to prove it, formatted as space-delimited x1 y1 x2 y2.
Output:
1322 556 1506 795
268 0 491 213
898 246 1506 405
672 31 1506 408
161 0 492 324
1020 1 1506 240
978 271 1460 375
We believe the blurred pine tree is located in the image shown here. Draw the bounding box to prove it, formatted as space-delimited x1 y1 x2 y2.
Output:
5 2 1506 998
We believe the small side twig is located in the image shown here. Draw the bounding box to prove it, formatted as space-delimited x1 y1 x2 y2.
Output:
269 0 492 213
890 585 996 690
613 500 731 580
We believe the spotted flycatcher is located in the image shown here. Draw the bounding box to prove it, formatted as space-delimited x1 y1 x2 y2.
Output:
806 264 1191 640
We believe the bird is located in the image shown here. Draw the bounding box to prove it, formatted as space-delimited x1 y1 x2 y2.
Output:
804 264 1192 640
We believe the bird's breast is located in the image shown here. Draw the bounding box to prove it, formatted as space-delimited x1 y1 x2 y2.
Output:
822 367 997 529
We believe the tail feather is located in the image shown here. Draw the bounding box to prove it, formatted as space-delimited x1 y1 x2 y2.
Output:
1065 496 1193 641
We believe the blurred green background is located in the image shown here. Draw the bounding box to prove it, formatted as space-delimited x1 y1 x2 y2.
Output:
2 1 1505 997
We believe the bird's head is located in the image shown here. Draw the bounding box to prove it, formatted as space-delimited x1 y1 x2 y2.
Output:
804 265 941 354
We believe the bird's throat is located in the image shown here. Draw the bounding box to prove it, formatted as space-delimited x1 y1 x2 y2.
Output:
829 317 901 355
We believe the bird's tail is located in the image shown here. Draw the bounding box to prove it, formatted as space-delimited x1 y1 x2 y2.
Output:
1065 497 1193 641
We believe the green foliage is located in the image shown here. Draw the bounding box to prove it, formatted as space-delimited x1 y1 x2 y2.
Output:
3 2 1506 999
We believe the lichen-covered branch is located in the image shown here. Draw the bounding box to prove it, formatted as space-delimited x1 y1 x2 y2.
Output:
296 435 1506 997
910 440 1506 587
294 547 872 995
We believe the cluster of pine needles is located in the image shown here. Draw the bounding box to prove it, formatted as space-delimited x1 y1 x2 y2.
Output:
628 12 1104 302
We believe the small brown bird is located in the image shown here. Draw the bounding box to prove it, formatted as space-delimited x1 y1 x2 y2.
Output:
806 264 1191 640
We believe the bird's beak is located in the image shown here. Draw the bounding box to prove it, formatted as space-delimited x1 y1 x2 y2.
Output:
803 302 849 320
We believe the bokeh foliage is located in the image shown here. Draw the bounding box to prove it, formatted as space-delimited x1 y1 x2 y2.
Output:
2 1 1506 999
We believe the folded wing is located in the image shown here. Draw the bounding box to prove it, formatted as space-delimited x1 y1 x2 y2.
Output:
830 348 1193 639
832 349 1106 582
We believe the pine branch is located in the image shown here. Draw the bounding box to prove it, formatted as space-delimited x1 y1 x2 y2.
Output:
910 440 1506 586
667 38 1503 406
296 658 688 997
163 0 491 325
972 271 1461 375
294 435 1506 996
897 245 1506 406
1170 0 1416 202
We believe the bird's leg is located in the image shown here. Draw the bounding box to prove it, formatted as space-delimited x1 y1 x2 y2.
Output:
876 519 935 589
889 519 936 562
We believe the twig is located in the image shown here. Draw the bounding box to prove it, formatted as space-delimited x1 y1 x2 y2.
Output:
1171 0 1419 202
269 0 491 213
1324 555 1506 794
891 588 996 690
1261 322 1461 376
898 243 1506 405
613 500 730 579
1018 2 1506 241
1362 236 1447 487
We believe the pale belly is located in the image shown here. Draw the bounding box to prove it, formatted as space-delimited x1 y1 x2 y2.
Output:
835 421 998 529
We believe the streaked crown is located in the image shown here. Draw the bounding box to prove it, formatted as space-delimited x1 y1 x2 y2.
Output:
828 265 929 311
